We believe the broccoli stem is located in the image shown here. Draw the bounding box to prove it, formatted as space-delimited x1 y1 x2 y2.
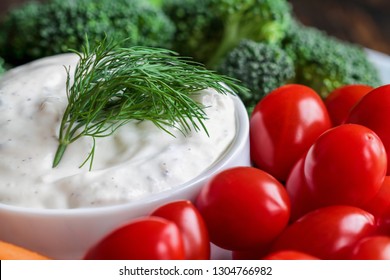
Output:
206 16 241 69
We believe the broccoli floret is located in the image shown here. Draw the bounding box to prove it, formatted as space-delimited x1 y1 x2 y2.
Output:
163 0 293 69
0 0 175 65
148 0 164 7
282 21 381 98
217 39 295 113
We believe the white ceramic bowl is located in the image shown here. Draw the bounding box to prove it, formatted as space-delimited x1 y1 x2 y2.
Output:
0 94 250 260
366 48 390 84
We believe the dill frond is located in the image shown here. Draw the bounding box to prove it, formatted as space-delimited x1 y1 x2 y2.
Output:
52 38 248 169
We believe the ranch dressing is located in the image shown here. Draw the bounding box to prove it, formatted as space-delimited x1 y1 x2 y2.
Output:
0 54 236 209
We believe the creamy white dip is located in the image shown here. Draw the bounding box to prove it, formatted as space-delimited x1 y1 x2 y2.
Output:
0 54 236 209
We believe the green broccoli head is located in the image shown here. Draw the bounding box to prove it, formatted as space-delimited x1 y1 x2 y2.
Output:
0 0 175 65
213 0 292 43
162 0 222 66
217 39 295 113
163 0 293 68
283 21 382 98
148 0 164 7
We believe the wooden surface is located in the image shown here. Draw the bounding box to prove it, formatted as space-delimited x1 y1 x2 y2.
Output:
0 0 389 55
289 0 390 55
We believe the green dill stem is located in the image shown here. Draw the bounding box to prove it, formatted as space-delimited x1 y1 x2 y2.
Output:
52 143 68 168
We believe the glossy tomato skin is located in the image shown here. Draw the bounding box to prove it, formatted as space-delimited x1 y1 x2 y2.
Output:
324 84 373 126
270 205 377 260
84 217 185 260
151 200 210 260
285 153 317 222
262 250 319 260
195 166 290 251
361 176 390 219
250 84 331 182
349 236 390 260
377 207 390 235
346 84 390 175
304 124 386 208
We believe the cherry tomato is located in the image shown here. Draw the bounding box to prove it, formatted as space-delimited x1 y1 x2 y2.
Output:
377 207 390 235
285 154 317 222
262 250 319 260
324 84 373 126
151 200 210 260
270 205 377 260
250 84 331 182
84 217 185 260
304 124 386 208
195 166 290 251
361 176 390 219
346 84 390 175
349 236 390 260
231 243 271 260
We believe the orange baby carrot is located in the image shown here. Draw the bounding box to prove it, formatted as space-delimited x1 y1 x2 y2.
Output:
0 240 50 260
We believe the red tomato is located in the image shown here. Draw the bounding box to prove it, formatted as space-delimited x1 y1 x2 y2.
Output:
84 217 185 260
346 84 390 175
324 84 373 126
232 250 264 260
151 200 210 260
270 205 377 259
232 243 271 260
285 154 317 222
250 84 331 182
377 207 390 235
304 124 386 208
262 250 319 260
361 176 390 219
349 236 390 260
195 166 290 251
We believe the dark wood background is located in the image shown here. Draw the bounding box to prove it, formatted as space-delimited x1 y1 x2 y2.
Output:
1 0 389 55
289 0 390 55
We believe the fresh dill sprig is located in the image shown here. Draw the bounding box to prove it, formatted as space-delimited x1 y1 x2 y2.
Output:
52 38 249 169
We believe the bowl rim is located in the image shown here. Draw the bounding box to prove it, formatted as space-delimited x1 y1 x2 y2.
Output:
0 94 249 216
